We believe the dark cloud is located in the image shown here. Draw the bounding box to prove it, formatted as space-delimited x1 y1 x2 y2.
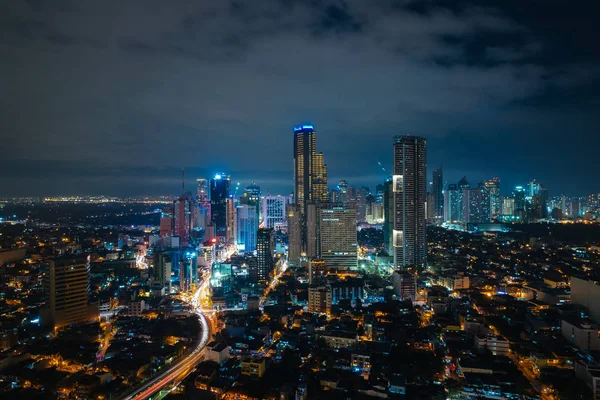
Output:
0 0 599 197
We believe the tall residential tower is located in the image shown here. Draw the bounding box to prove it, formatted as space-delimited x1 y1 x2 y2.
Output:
391 136 427 269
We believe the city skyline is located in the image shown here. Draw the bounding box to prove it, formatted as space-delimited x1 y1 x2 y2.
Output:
1 1 599 197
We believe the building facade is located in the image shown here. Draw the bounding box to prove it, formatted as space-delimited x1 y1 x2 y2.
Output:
392 136 427 269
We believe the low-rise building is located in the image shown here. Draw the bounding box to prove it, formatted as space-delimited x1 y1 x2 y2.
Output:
561 318 600 350
241 356 266 378
475 334 510 356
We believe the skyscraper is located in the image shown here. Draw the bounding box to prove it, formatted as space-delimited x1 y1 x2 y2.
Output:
256 228 275 282
173 193 193 246
484 178 500 219
432 168 443 223
210 173 230 239
287 204 302 265
236 204 258 252
242 182 261 222
462 184 491 224
443 184 460 223
391 136 427 269
456 176 471 223
292 124 328 255
43 256 95 330
318 203 358 269
262 195 287 229
196 178 211 222
382 178 394 255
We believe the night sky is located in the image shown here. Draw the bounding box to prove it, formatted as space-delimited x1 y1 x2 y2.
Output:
1 1 599 197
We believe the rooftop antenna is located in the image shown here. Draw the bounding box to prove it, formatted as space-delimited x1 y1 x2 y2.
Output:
181 168 185 192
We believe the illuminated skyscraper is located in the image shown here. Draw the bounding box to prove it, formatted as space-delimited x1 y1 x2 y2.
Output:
196 178 211 223
432 168 443 223
383 178 393 255
242 182 261 222
173 193 193 246
236 204 258 252
392 136 427 269
443 184 460 222
293 124 328 254
210 173 230 239
318 203 358 269
256 228 275 282
484 178 501 219
462 184 491 224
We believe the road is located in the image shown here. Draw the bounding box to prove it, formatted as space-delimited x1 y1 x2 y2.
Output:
122 279 212 400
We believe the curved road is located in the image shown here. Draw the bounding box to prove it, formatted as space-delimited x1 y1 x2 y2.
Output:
122 281 212 400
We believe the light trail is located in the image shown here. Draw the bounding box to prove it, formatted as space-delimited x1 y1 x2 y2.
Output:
122 280 212 400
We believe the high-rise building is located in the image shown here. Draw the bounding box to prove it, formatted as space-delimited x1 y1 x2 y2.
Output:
513 186 527 221
356 187 369 222
242 183 261 222
210 173 230 239
196 178 211 223
456 177 471 223
391 136 427 269
256 228 275 283
262 196 287 230
463 184 491 224
392 270 417 303
308 258 327 284
308 284 332 314
443 184 460 223
155 251 172 287
293 124 328 254
318 203 358 269
382 178 394 255
180 250 198 292
484 178 500 219
432 168 443 223
287 204 302 265
173 193 193 246
502 197 515 217
43 256 95 330
236 204 258 252
226 197 236 242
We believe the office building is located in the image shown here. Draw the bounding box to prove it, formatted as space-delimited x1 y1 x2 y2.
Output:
308 284 332 314
432 168 443 223
235 204 258 252
287 204 302 265
155 251 173 287
391 135 427 269
210 173 230 239
262 195 287 229
293 124 328 254
256 228 275 282
318 203 358 269
43 256 95 330
173 192 193 246
484 178 500 219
